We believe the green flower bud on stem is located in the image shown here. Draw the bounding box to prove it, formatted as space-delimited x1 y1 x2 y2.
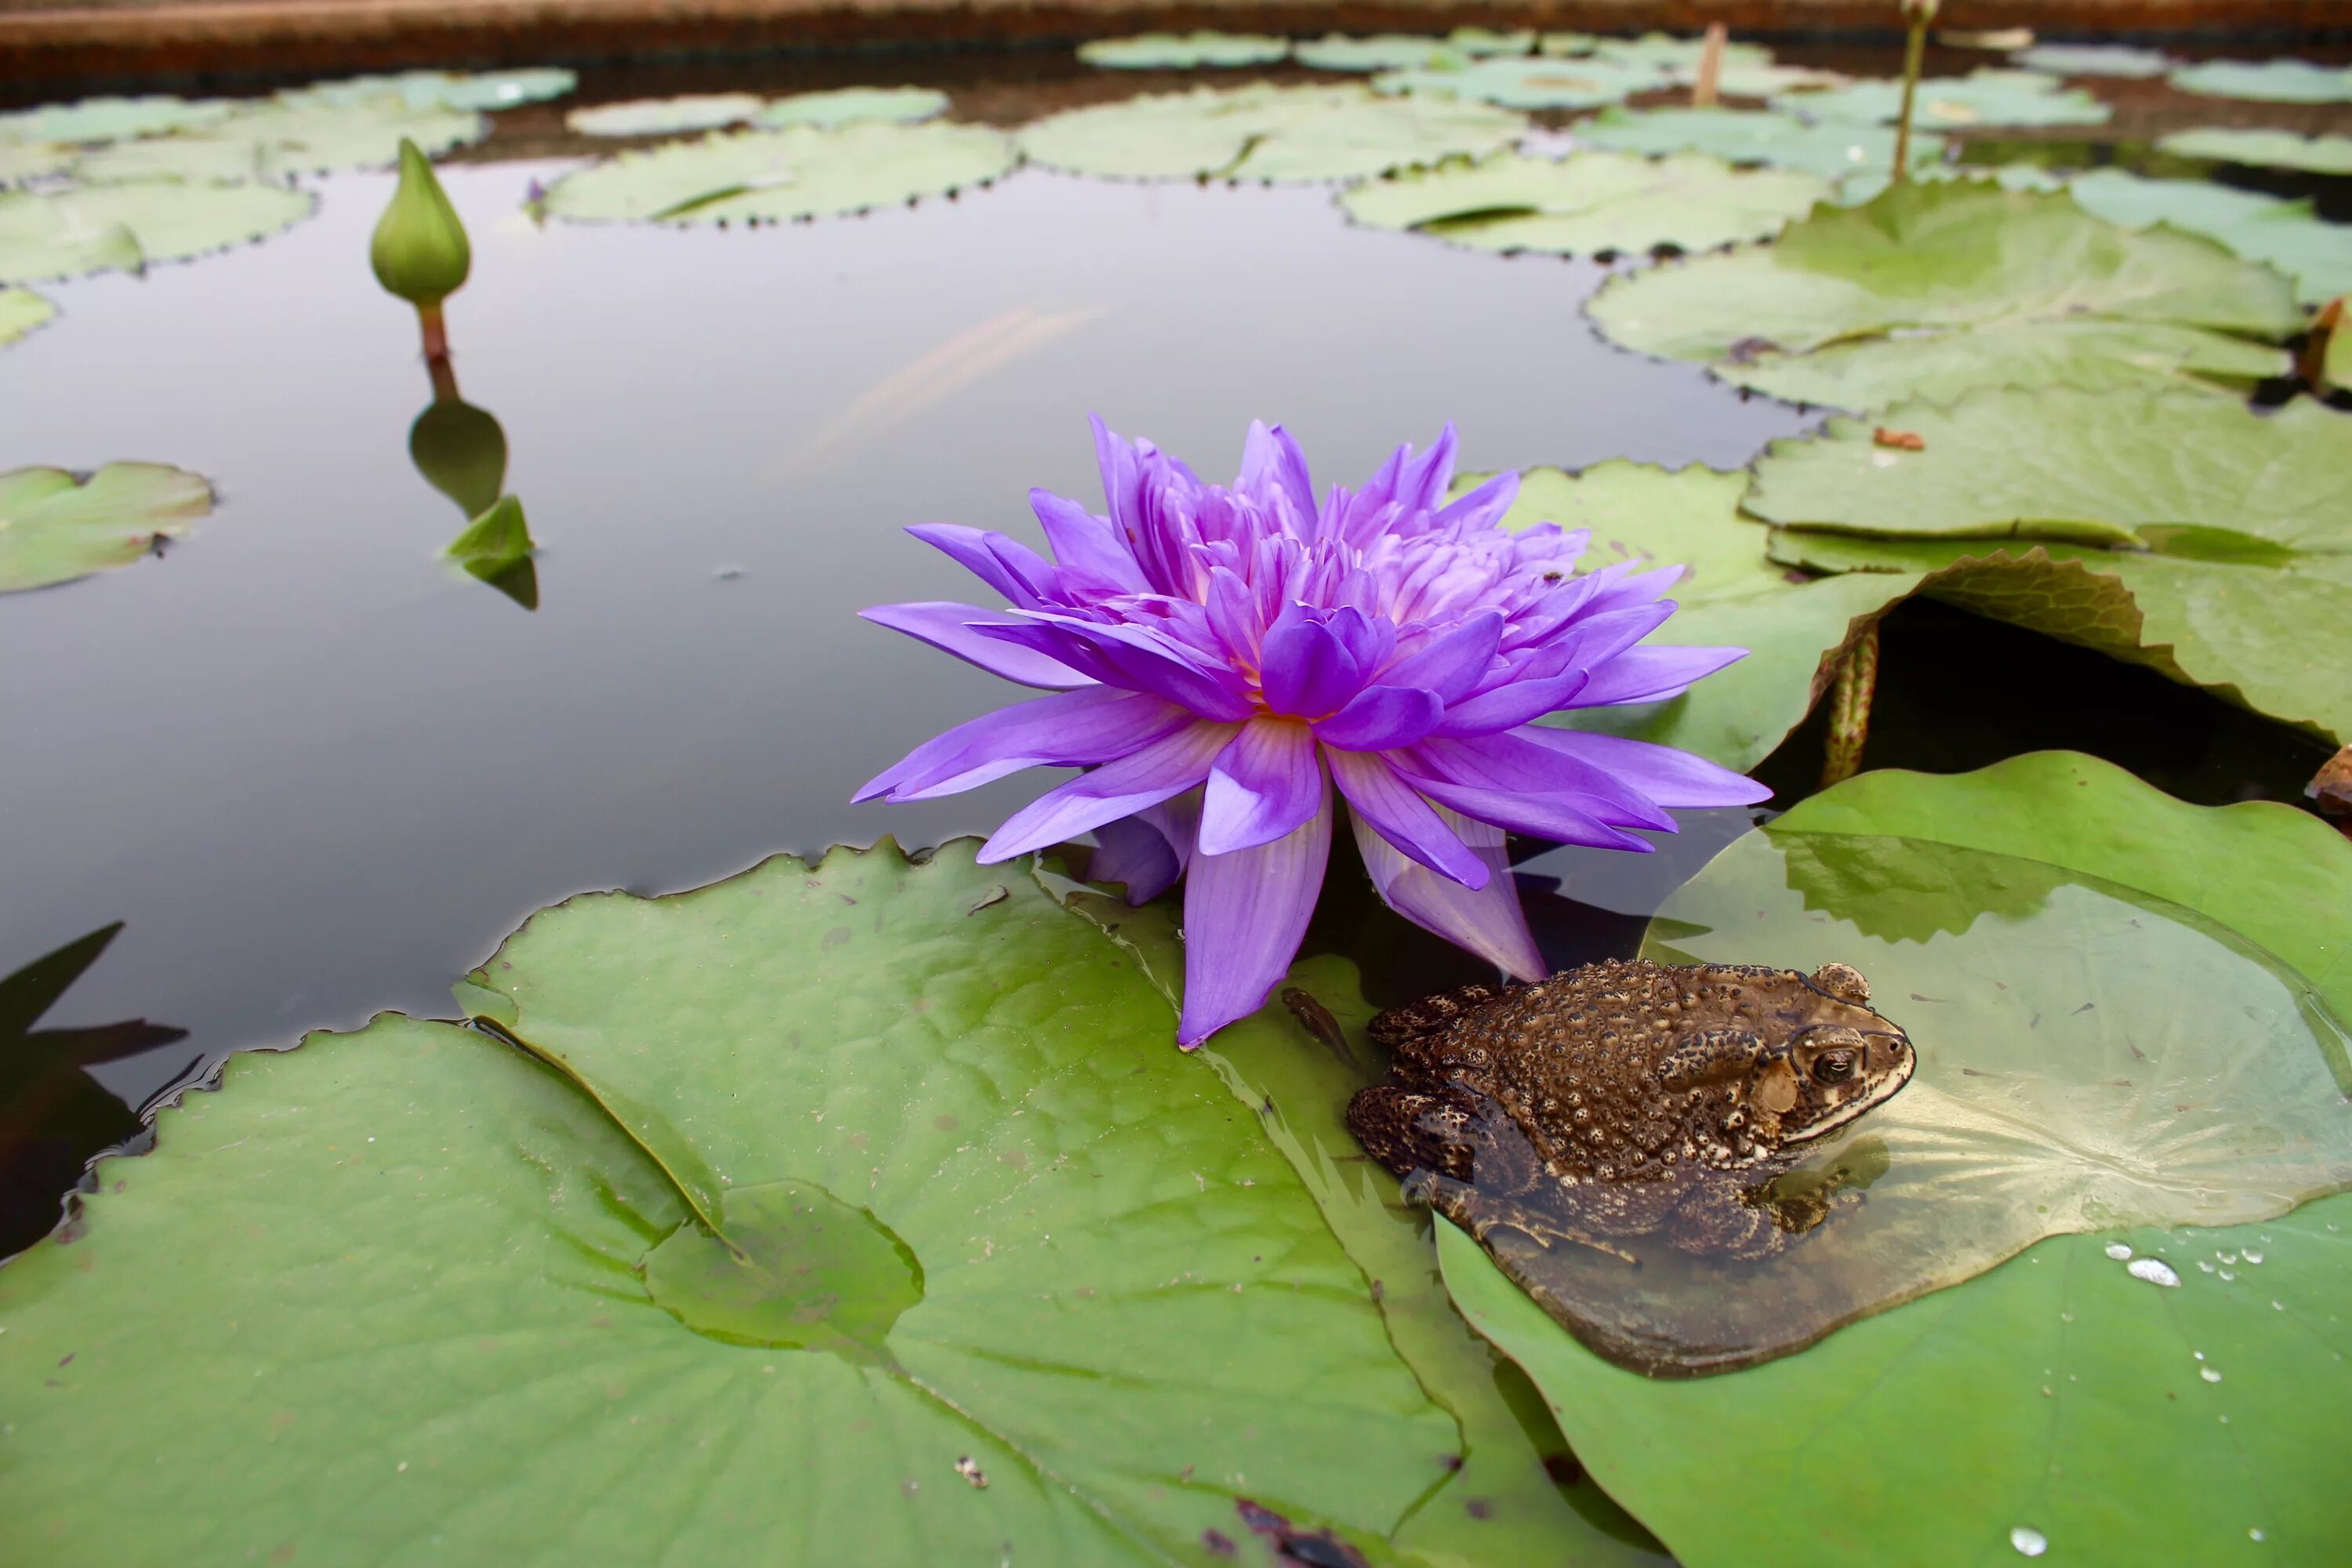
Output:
371 137 470 358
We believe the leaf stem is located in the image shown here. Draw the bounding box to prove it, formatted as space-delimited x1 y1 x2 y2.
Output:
1691 23 1726 107
1892 2 1935 183
1820 622 1880 789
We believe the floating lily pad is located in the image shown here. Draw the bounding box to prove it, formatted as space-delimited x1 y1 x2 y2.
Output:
1047 880 1674 1568
1751 389 2352 742
1593 32 1776 71
0 287 53 347
2069 167 2352 307
0 180 316 284
71 100 487 181
1375 56 1667 111
1294 34 1454 73
2012 42 2173 78
0 842 1457 1563
1341 149 1828 255
565 93 765 137
0 142 74 185
1077 31 1290 69
1588 181 2302 411
1019 83 1526 183
1443 752 2352 1568
1775 67 2111 128
750 86 951 129
1492 463 1915 773
1574 106 1946 180
0 94 232 146
2169 58 2352 104
278 67 576 112
545 122 1017 223
2159 126 2352 175
1447 27 1537 56
0 463 213 593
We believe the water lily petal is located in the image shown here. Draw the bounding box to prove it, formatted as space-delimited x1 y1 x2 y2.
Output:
856 688 1191 803
1260 605 1367 719
1236 420 1317 525
978 616 1257 721
904 523 1058 608
1377 610 1505 703
1200 719 1325 855
1314 685 1446 752
1030 488 1149 595
1559 643 1747 708
858 601 1095 690
1090 813 1182 905
1356 806 1543 981
1178 779 1334 1046
979 721 1240 862
1394 764 1656 851
1519 726 1772 808
1406 732 1677 832
1432 468 1519 532
1327 748 1487 888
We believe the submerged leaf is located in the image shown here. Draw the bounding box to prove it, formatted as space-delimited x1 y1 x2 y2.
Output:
1573 105 1946 181
0 179 315 284
544 121 1016 223
1019 82 1526 183
1340 149 1828 255
0 463 213 593
1077 31 1290 69
1439 753 2352 1568
0 843 1457 1562
2069 167 2352 307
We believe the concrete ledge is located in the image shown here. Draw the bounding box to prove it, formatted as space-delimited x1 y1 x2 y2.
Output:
3 0 2343 89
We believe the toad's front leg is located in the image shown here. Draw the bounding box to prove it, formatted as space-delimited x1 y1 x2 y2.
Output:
1400 1170 1641 1266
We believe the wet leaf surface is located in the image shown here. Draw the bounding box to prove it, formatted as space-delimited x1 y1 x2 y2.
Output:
1078 32 1292 70
0 843 1456 1563
1439 753 2352 1568
0 180 316 284
0 462 213 593
1021 83 1526 184
1340 150 1828 255
1571 106 1944 182
544 121 1016 223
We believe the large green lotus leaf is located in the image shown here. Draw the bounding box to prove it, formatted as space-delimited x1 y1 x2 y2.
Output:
278 67 577 112
2013 42 2174 78
0 180 314 284
1042 877 1672 1566
1019 83 1525 183
2169 58 2352 103
1078 31 1291 69
0 94 232 145
0 287 53 347
1587 181 2302 408
71 100 487 181
1573 106 1944 180
565 93 765 137
0 842 1457 1563
0 462 212 593
1374 56 1665 111
1294 34 1454 73
750 86 950 129
545 122 1016 223
2159 127 2352 176
1340 150 1828 255
1773 67 2111 128
1491 463 1916 773
2069 168 2352 307
1438 753 2352 1567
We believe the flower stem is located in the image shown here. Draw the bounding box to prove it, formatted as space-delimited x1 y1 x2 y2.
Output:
1891 2 1934 183
417 300 449 363
1820 622 1880 789
1690 23 1726 107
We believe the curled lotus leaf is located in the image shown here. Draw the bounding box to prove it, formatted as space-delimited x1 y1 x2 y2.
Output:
0 462 213 593
0 180 316 285
0 842 1458 1563
1077 31 1291 69
1018 82 1526 184
1437 752 2352 1568
1772 67 2111 128
2167 57 2352 104
543 121 1017 223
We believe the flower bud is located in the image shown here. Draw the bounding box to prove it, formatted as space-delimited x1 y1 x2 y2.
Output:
371 138 470 308
408 397 506 520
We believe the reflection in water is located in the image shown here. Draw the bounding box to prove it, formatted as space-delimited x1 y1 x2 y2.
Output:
408 354 537 609
1430 832 2352 1377
0 924 194 1258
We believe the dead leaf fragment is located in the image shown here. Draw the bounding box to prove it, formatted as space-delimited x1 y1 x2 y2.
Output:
1872 427 1926 451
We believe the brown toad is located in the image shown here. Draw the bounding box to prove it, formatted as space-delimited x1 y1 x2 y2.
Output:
1345 957 1915 1262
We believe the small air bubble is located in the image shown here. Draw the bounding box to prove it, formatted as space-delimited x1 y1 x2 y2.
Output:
2194 1352 2206 1360
2128 1258 2181 1287
2244 1250 2263 1265
2198 1261 2216 1273
2219 1250 2238 1265
2103 1242 2133 1261
2201 1367 2223 1383
2011 1526 2049 1557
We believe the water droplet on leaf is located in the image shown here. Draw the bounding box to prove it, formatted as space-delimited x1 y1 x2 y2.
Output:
2011 1526 2049 1557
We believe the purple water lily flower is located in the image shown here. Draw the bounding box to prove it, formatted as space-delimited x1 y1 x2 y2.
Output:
857 420 1768 1046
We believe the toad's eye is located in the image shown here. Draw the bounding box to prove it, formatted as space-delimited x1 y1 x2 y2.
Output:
1812 1050 1858 1084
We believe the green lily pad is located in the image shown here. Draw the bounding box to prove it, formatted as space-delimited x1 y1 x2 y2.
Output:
0 94 232 146
1750 388 2352 742
2169 58 2352 104
544 121 1017 223
0 287 54 347
1044 878 1673 1566
1374 56 1666 111
71 100 488 181
1340 149 1829 255
565 93 766 137
750 86 951 129
0 180 316 285
1501 462 1918 773
0 842 1458 1563
1294 34 1454 73
1440 753 2352 1568
2068 167 2352 307
1775 67 2111 128
2159 127 2352 176
1078 31 1291 69
1018 83 1526 183
1831 160 2067 205
1587 180 2302 411
2012 42 2174 78
278 67 577 112
1447 27 1537 56
1573 106 1947 180
1593 33 1775 71
0 142 74 185
0 463 213 593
